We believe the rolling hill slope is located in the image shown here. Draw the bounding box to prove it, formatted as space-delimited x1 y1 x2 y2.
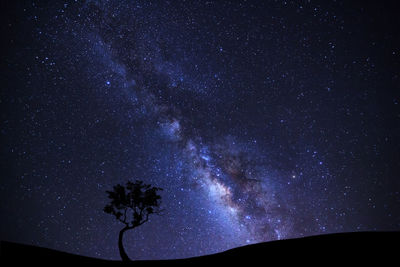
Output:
1 231 398 266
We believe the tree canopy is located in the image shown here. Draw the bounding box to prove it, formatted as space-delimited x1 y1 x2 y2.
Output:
104 180 163 228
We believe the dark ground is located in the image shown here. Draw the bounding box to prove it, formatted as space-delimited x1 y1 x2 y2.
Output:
1 231 399 266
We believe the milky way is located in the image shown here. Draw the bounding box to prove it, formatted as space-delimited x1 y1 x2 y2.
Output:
89 10 301 242
1 0 399 260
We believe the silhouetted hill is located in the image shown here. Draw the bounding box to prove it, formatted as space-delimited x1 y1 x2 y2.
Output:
1 231 399 266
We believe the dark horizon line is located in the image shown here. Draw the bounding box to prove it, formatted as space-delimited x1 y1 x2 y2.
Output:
1 231 399 263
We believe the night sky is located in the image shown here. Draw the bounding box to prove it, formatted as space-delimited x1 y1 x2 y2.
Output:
1 0 400 260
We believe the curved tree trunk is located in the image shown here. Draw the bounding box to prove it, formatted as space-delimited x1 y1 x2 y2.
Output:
118 227 131 261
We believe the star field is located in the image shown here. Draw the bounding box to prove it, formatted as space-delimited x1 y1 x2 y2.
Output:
1 0 399 260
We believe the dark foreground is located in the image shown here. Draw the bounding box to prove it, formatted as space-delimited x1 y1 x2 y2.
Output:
1 232 399 265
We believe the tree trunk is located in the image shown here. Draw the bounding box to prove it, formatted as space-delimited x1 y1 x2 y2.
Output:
118 227 131 261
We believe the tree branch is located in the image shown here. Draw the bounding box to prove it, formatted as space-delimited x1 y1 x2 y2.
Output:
117 217 129 226
137 213 149 227
123 207 127 223
139 206 145 218
115 207 129 226
154 208 165 215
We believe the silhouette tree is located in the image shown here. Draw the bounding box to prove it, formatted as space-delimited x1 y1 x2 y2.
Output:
104 180 163 261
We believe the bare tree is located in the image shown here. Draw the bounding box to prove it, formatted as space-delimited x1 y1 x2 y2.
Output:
104 180 163 261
